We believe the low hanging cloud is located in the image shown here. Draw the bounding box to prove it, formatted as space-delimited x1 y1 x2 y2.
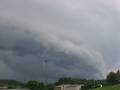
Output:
0 0 120 82
0 23 105 82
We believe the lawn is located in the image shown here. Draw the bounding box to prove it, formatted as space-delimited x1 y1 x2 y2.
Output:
91 84 120 90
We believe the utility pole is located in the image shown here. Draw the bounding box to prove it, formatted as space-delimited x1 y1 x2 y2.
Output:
41 50 49 84
44 59 48 84
63 75 65 90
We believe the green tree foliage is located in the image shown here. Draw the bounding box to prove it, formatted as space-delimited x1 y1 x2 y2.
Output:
106 70 120 85
26 80 38 90
26 80 45 90
116 70 120 82
107 72 118 85
25 80 54 90
46 84 54 90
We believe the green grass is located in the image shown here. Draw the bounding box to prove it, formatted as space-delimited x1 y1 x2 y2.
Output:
91 84 120 90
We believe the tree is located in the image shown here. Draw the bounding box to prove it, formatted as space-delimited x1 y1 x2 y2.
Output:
116 70 120 83
25 80 47 90
26 80 40 90
107 72 118 85
47 84 54 90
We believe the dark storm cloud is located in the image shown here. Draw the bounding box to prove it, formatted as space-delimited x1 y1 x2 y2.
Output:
0 23 105 82
0 0 120 82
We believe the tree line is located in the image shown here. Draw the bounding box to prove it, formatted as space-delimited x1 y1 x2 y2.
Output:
2 70 120 90
25 70 120 90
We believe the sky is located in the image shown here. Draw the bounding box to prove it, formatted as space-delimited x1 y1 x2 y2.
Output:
0 0 120 82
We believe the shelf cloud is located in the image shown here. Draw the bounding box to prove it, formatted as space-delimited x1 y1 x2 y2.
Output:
0 0 120 82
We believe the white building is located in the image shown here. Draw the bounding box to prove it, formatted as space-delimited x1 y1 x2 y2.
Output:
54 84 84 90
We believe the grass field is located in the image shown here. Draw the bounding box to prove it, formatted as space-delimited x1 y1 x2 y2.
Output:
91 84 120 90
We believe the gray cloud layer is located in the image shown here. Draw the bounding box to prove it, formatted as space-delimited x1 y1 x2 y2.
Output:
0 0 120 82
